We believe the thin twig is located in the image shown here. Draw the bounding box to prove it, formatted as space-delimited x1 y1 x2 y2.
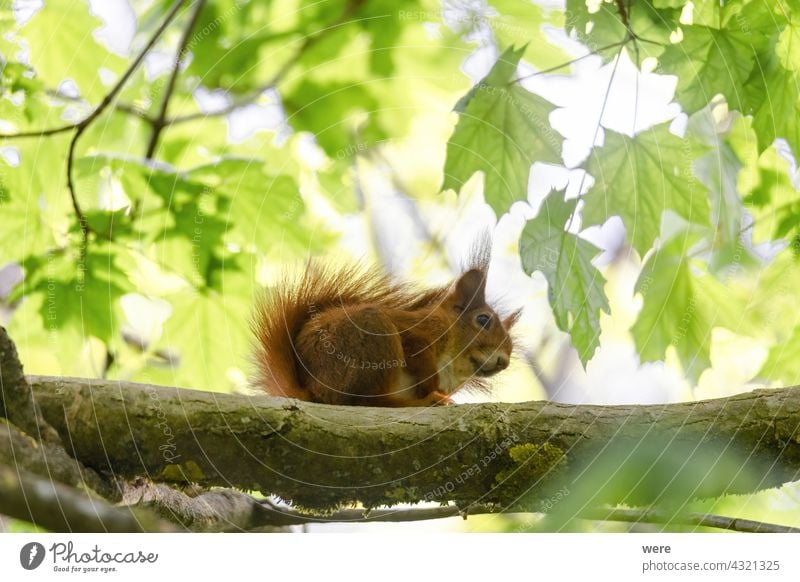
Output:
115 102 157 123
45 88 158 124
0 123 77 139
145 0 207 159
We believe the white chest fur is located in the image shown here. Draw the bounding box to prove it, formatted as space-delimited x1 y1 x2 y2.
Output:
394 357 463 397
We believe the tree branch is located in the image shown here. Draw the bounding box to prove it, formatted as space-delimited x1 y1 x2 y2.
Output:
2 325 120 507
257 504 800 533
144 0 207 159
119 484 800 533
1 419 111 498
118 480 289 532
0 463 175 532
21 376 800 513
578 507 800 534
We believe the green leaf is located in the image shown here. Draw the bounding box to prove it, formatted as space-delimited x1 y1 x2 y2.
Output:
746 249 800 343
283 80 385 156
183 1 296 93
519 189 609 364
486 0 571 69
151 179 228 289
683 0 721 28
582 122 710 255
687 109 758 273
651 0 687 7
186 159 316 253
442 46 562 216
20 0 127 102
744 147 800 244
156 268 253 392
659 22 769 114
776 18 800 71
0 134 73 263
17 245 128 343
4 291 96 377
631 232 740 381
73 154 176 240
730 115 800 244
565 0 670 62
745 36 800 158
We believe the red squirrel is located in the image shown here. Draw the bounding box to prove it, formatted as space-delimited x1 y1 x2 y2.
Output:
251 239 518 406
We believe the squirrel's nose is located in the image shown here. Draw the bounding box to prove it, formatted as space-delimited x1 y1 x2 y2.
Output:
495 354 509 371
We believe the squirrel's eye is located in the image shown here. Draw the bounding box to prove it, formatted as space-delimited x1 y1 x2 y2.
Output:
475 313 492 328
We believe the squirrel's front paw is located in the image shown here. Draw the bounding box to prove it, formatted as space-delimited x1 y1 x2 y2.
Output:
427 390 453 406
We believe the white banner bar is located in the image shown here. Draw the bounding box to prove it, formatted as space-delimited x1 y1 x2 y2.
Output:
1 533 798 581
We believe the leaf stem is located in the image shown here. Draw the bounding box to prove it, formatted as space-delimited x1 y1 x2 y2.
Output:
509 41 626 85
565 44 624 232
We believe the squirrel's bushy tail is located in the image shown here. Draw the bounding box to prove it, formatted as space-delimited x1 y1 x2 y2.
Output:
250 263 446 399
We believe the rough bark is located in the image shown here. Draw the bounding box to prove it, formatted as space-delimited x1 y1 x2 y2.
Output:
119 480 287 532
0 419 110 496
2 326 112 499
26 376 800 512
0 326 58 441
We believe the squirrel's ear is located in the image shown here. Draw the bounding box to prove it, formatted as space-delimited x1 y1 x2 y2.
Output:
503 309 522 329
452 268 486 312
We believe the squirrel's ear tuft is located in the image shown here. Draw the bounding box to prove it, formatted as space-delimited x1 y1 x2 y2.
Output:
452 268 486 312
465 231 492 272
503 309 522 329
